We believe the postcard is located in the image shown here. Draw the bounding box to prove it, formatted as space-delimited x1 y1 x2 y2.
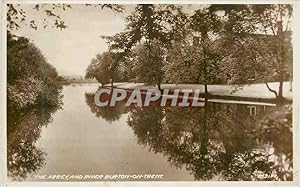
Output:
0 1 299 186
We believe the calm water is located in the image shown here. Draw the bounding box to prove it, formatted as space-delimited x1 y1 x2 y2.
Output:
7 84 293 181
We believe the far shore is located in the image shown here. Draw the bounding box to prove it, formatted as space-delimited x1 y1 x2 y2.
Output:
89 81 293 103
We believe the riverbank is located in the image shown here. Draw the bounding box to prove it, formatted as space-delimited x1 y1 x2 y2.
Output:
58 79 98 85
104 82 292 103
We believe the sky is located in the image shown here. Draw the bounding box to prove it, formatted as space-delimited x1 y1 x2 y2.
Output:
12 4 201 77
13 5 132 76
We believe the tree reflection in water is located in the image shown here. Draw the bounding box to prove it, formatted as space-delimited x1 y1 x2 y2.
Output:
85 93 128 123
85 92 292 181
7 106 61 181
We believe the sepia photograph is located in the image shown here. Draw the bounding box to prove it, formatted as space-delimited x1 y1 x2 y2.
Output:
0 1 299 185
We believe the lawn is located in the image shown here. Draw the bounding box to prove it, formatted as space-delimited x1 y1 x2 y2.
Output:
108 81 293 101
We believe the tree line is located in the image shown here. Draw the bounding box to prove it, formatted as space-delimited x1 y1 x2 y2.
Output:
7 32 62 111
85 4 292 102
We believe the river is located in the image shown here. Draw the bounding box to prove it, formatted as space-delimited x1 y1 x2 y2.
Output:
7 83 293 181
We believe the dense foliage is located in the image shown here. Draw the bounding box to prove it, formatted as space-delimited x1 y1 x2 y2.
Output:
96 4 293 102
7 31 62 110
85 52 124 87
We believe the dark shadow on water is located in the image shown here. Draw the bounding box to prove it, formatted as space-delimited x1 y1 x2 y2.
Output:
85 92 293 181
85 93 128 123
7 105 62 181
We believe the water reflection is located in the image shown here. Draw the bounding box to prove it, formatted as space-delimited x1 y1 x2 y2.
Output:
85 93 128 123
6 84 292 181
7 105 61 181
85 92 293 181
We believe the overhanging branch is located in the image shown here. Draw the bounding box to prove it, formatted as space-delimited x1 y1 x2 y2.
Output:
265 82 278 98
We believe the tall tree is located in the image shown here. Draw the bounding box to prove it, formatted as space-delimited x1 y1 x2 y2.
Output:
103 4 187 89
252 5 292 101
85 52 117 87
165 7 224 101
133 41 165 89
189 7 225 101
219 4 293 102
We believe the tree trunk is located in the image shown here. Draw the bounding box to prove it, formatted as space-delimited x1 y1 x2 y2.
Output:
290 80 292 91
157 83 161 91
204 84 208 103
278 76 284 99
201 31 209 105
200 119 208 155
111 77 114 89
201 88 209 156
277 20 284 102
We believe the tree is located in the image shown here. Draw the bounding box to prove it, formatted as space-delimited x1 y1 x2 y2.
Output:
7 32 62 109
252 5 292 101
165 7 225 101
219 4 293 102
165 34 225 100
85 52 116 87
117 54 138 82
189 7 226 101
133 41 165 89
102 4 188 89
